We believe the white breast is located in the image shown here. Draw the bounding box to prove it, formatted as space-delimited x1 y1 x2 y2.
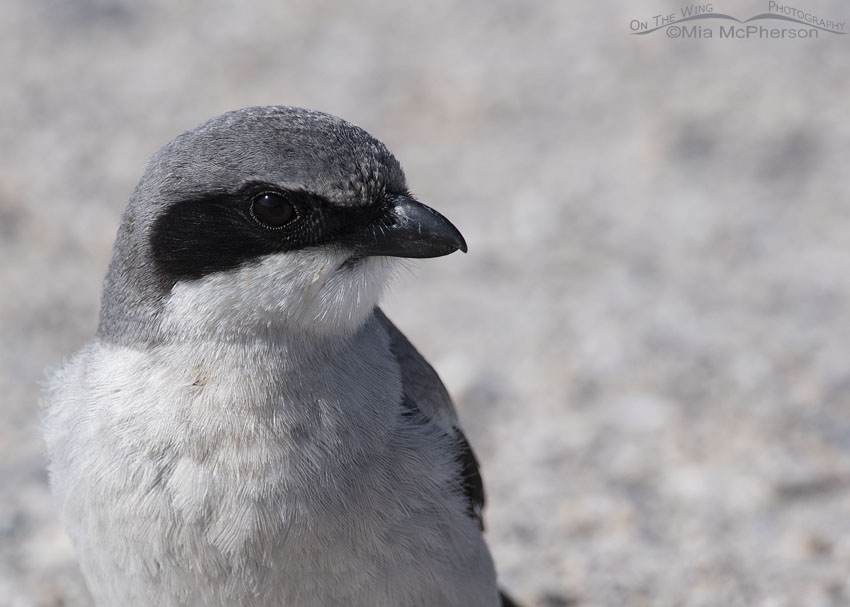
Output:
44 321 497 607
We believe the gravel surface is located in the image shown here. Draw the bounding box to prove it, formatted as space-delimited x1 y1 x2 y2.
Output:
2 1 850 606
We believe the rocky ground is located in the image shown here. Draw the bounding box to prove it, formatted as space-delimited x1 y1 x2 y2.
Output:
2 1 849 605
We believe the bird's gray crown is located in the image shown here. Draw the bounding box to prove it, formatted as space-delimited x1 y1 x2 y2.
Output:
146 106 406 209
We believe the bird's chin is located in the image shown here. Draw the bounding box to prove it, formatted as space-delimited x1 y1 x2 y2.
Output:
298 253 395 338
160 250 398 342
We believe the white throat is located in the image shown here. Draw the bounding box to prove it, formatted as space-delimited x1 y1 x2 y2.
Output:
160 248 399 345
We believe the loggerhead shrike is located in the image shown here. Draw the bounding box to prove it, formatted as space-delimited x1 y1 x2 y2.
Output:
44 106 519 607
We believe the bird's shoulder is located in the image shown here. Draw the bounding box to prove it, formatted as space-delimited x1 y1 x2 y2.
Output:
372 307 486 530
372 307 458 430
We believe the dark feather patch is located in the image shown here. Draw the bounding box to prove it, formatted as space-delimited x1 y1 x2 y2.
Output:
148 184 384 290
454 427 486 531
499 590 525 607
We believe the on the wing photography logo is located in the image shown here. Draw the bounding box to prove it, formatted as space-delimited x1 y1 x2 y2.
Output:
630 2 846 39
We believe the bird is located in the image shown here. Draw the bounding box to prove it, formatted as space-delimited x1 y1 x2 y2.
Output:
44 106 520 607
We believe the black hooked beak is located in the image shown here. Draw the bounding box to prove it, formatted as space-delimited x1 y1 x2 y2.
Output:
356 195 468 259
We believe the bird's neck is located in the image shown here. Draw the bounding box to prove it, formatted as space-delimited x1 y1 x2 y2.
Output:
97 310 401 433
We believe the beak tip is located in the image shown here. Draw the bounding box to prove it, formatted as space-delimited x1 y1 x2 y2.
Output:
446 221 468 255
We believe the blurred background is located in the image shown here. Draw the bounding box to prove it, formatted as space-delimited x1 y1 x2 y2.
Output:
2 1 849 605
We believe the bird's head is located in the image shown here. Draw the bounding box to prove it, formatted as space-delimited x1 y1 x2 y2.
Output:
97 106 466 345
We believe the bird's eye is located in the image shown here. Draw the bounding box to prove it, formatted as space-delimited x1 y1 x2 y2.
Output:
250 192 296 229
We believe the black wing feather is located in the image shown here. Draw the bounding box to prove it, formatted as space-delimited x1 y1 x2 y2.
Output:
454 427 486 530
